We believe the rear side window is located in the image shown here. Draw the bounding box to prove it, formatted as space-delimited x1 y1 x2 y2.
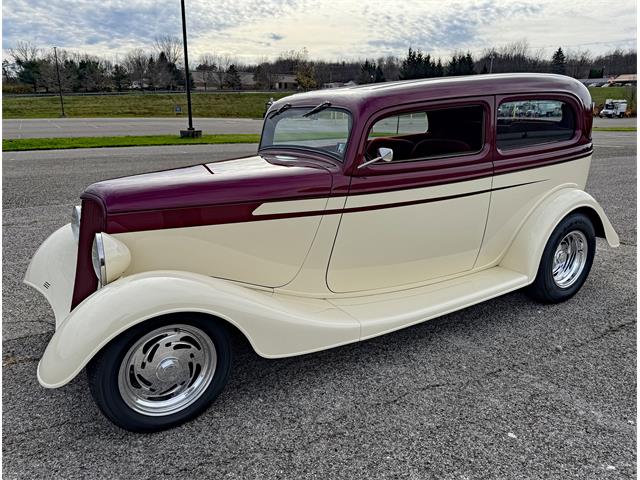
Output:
497 100 575 150
366 105 484 162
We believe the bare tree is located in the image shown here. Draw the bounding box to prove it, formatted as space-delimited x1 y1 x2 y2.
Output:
565 50 593 78
196 53 218 91
124 49 149 91
10 40 39 65
154 35 182 65
213 54 232 89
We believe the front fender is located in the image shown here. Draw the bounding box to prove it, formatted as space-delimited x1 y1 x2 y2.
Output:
500 188 619 281
38 271 359 388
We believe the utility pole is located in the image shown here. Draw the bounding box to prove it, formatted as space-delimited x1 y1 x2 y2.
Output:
179 0 201 137
489 52 495 74
53 47 66 117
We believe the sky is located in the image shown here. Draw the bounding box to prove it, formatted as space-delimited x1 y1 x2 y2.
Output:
2 0 637 63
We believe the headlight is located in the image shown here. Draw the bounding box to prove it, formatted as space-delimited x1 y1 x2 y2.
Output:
71 205 81 243
92 233 107 286
92 232 131 287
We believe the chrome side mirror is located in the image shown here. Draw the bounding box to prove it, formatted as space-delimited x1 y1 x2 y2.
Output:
358 147 394 169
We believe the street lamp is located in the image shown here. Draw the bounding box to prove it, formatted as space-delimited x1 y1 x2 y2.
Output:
52 46 66 117
179 0 202 138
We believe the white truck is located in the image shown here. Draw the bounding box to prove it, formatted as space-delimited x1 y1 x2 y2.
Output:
599 99 628 118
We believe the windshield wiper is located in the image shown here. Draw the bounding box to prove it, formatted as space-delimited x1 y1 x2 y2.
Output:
268 103 292 119
302 101 331 117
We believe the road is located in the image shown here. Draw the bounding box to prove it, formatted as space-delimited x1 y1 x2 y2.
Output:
3 117 264 139
2 132 636 479
3 116 635 139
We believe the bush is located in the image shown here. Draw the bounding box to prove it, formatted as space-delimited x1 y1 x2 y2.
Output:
2 84 34 94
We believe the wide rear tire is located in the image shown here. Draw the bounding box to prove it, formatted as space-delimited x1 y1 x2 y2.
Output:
526 213 596 304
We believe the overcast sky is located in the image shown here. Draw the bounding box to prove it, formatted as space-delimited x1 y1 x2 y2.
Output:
2 0 637 62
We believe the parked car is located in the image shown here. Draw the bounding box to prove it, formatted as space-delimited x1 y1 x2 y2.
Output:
26 73 619 432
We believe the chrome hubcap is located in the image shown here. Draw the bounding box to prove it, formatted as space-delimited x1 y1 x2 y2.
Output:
118 324 216 416
552 230 588 288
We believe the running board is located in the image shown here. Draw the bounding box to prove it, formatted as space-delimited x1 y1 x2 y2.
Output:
329 267 529 340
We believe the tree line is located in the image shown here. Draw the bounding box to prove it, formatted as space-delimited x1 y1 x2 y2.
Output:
3 39 636 94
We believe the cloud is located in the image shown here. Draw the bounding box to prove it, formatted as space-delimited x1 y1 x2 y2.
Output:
1 0 636 61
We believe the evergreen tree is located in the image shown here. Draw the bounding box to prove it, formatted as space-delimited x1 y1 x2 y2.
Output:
551 47 566 75
225 64 242 90
111 64 129 91
374 65 385 82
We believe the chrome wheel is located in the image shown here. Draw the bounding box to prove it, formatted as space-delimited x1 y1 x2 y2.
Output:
118 324 217 416
552 230 588 288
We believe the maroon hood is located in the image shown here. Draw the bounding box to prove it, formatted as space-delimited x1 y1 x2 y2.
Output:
83 155 333 214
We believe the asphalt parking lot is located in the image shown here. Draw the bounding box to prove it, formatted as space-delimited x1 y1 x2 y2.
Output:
2 131 636 479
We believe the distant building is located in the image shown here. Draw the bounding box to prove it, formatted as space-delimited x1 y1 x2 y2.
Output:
273 74 298 90
323 80 357 89
579 78 609 87
192 70 297 90
612 74 637 85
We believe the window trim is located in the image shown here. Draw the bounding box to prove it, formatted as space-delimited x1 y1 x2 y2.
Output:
494 93 581 157
355 98 490 173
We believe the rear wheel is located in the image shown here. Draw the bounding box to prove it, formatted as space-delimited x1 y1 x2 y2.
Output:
526 213 595 303
87 316 231 432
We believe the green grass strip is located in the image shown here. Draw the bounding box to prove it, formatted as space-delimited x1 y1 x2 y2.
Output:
3 134 261 152
592 126 636 132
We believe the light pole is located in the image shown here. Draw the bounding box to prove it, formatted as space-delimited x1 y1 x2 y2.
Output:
53 46 66 117
179 0 201 138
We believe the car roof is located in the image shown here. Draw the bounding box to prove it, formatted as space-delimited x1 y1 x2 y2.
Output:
272 73 592 118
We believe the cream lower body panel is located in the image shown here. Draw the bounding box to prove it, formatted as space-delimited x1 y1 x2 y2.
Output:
477 156 591 268
113 214 324 288
327 177 492 293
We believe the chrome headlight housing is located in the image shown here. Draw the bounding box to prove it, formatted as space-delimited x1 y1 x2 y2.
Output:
91 233 107 287
71 205 82 243
92 232 131 287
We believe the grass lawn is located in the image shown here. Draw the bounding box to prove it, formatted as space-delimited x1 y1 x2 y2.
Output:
588 86 629 106
3 134 261 151
2 92 290 119
3 87 632 119
592 126 636 132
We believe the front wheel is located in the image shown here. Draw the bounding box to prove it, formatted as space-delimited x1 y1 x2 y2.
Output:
87 316 231 432
526 213 596 304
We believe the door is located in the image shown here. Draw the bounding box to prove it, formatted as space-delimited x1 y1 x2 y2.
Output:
327 98 494 293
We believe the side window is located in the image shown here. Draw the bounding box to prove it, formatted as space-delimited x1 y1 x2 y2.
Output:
366 105 484 162
497 99 575 150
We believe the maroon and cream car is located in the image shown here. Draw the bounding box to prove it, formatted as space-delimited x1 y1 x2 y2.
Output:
25 74 619 431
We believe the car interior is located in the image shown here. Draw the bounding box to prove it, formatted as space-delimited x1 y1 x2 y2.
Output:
365 105 485 162
496 101 575 149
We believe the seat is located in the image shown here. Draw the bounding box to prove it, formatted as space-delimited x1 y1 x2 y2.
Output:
409 138 471 159
366 137 415 161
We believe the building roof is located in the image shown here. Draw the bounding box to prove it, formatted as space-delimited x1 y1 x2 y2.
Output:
614 74 637 82
271 73 592 118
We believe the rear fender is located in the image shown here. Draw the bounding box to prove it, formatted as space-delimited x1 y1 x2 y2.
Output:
500 188 619 281
38 271 359 388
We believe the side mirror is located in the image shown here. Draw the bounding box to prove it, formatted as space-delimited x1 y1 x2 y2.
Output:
358 147 394 169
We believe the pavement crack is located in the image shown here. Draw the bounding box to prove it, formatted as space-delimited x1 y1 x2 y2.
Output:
2 354 40 367
572 321 636 349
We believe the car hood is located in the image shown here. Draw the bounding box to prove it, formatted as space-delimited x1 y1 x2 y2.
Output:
83 155 334 214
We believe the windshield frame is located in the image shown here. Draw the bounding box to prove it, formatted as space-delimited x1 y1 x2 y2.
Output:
258 105 354 162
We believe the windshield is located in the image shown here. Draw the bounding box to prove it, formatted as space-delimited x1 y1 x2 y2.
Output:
259 107 352 160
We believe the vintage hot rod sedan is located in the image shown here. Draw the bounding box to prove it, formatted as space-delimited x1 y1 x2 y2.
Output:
26 74 619 431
